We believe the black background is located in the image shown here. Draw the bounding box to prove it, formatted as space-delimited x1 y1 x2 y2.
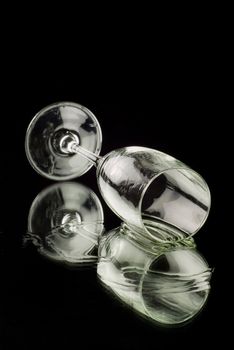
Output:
1 46 227 348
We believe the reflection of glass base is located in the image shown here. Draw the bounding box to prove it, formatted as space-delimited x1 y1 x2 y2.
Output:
25 102 102 180
27 182 104 265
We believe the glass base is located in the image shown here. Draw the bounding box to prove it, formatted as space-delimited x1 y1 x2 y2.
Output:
25 102 102 180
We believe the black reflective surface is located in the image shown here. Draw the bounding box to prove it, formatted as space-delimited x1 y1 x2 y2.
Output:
1 80 223 348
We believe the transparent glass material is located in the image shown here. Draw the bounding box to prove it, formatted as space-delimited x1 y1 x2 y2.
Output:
97 147 210 242
98 225 212 325
25 102 102 180
26 102 211 242
24 182 104 265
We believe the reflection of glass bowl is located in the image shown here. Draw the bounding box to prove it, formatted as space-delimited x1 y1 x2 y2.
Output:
141 248 211 324
98 225 212 325
25 182 104 265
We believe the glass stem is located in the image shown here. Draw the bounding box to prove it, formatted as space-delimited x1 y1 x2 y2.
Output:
71 143 101 166
55 130 101 167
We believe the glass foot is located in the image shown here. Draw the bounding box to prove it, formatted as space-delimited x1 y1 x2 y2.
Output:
25 102 102 180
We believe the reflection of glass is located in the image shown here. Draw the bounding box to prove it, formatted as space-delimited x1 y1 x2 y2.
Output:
98 225 212 325
24 182 104 265
25 102 210 242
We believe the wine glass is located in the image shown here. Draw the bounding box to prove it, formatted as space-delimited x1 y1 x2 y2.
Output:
97 225 212 325
24 182 104 265
26 102 211 242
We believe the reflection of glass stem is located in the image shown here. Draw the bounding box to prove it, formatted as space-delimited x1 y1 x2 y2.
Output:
48 222 103 242
25 221 103 247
